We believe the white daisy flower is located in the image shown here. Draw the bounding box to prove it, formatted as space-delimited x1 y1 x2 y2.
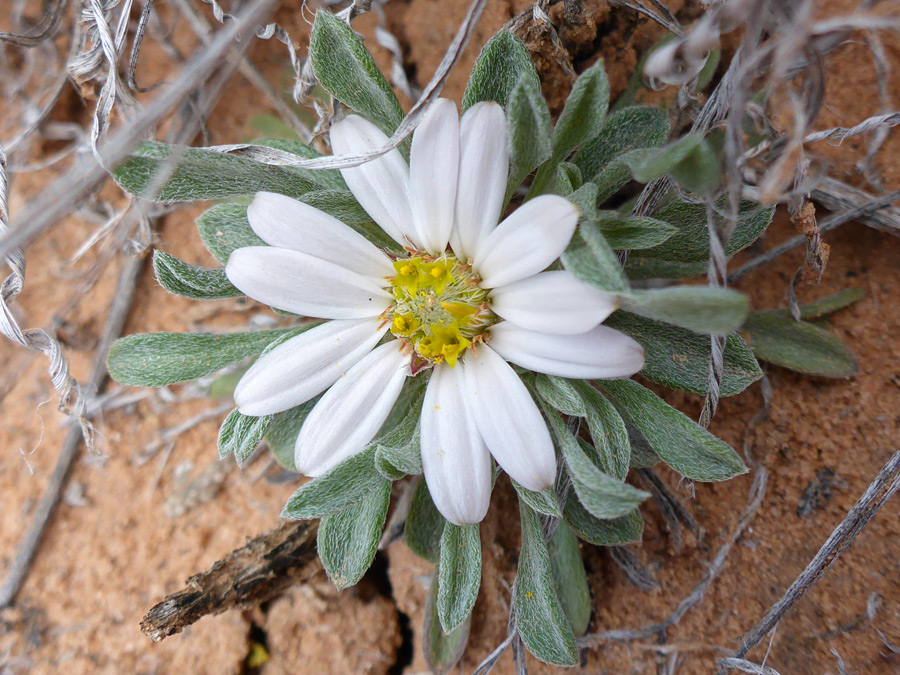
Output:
226 99 645 526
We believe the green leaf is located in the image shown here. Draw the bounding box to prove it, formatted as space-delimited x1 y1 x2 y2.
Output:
218 409 272 465
605 312 763 396
437 522 482 633
534 374 586 416
630 199 775 264
281 448 384 520
512 481 562 518
623 258 710 280
620 286 749 335
265 398 319 471
627 423 661 468
462 30 539 111
743 312 858 378
547 522 591 637
574 106 669 181
506 74 552 200
152 250 240 300
571 381 631 480
600 379 747 482
544 408 648 519
552 60 610 162
424 569 471 675
196 203 264 265
596 214 677 250
108 327 304 387
564 495 644 546
574 106 669 203
619 134 704 183
563 181 599 218
552 162 583 195
113 142 320 203
318 475 391 590
309 10 403 136
792 288 864 320
562 221 630 292
515 501 578 666
668 139 720 193
405 478 446 562
372 376 427 477
527 60 610 198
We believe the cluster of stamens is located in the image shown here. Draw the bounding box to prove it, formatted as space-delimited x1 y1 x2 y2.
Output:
387 253 496 369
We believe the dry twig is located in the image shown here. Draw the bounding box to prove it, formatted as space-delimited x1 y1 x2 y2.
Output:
140 519 319 641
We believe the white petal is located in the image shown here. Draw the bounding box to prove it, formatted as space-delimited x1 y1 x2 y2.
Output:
329 115 417 248
474 195 579 288
489 270 619 335
489 322 645 379
234 319 388 416
421 363 492 525
462 344 555 492
226 247 391 319
450 102 508 261
247 191 394 278
410 99 459 254
294 341 410 476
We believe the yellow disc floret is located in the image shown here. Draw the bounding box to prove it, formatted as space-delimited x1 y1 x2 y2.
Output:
388 253 496 368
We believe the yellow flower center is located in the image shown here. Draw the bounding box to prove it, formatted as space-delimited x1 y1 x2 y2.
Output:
388 253 496 368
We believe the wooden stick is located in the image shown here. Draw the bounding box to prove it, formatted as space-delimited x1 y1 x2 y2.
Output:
140 519 319 642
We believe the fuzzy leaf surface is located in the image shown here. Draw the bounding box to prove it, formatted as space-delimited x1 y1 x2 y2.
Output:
547 521 591 637
743 312 858 377
562 221 630 292
574 106 668 179
620 286 749 335
506 74 552 199
406 478 446 563
281 448 384 520
108 327 304 387
515 501 578 666
424 570 471 675
372 376 427 477
512 481 562 518
113 142 320 203
462 30 539 110
571 381 632 479
153 250 240 300
309 10 403 135
437 523 482 633
218 409 272 465
630 199 775 264
596 214 678 250
196 203 263 264
564 496 644 546
605 312 763 396
601 379 747 481
545 408 648 519
318 476 391 590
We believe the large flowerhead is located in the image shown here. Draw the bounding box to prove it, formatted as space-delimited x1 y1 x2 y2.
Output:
226 99 645 525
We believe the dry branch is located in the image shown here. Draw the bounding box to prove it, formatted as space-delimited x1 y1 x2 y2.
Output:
140 519 319 642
